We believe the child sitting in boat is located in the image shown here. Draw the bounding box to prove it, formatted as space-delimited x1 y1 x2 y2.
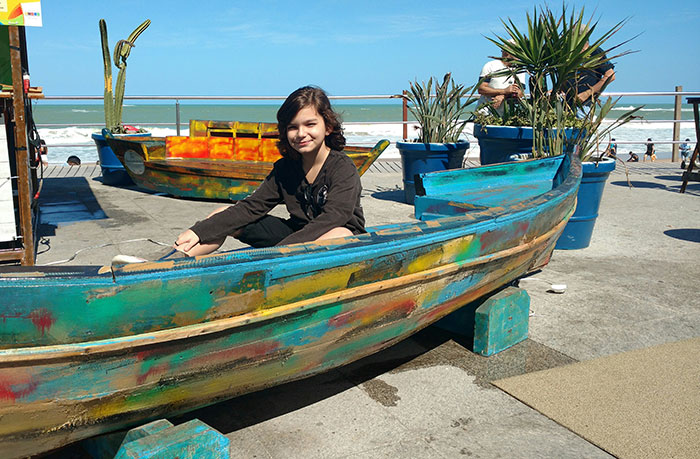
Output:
174 86 365 256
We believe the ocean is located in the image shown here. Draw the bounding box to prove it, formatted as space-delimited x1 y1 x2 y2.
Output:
30 102 696 164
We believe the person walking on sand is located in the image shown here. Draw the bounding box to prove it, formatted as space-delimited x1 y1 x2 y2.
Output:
175 86 365 257
644 138 655 162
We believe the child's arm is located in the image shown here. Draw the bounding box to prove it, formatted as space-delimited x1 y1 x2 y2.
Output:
190 169 283 244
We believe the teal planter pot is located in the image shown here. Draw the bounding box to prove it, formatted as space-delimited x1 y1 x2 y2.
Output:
396 141 468 204
92 132 150 186
474 124 579 165
555 158 615 250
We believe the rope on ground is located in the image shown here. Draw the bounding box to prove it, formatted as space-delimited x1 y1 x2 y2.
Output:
44 237 171 265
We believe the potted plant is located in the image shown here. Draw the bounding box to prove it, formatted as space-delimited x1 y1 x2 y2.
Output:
397 73 476 204
91 18 150 185
472 5 635 164
472 5 641 249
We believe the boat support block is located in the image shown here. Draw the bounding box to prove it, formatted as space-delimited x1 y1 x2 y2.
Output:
433 286 530 356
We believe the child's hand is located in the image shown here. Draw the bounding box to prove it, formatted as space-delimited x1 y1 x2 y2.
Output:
174 229 200 253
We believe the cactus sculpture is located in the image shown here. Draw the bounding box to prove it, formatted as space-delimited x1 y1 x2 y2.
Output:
99 18 150 133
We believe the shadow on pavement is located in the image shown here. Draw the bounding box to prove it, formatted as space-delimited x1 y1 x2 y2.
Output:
370 186 406 204
664 228 700 243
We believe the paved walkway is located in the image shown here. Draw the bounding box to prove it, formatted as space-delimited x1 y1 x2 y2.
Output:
36 159 699 458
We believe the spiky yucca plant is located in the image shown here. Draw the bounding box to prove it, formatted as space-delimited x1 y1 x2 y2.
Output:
405 73 476 144
475 4 640 160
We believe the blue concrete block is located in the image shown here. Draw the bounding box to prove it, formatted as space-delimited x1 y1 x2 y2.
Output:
114 419 229 459
473 286 530 356
120 419 174 449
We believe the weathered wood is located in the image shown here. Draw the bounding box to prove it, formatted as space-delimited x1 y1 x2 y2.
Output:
105 134 388 200
82 420 174 459
672 85 682 162
680 98 700 193
114 419 229 459
0 154 581 457
473 286 530 356
8 26 34 265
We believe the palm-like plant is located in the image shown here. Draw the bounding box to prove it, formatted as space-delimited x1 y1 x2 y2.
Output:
475 4 640 160
405 73 477 144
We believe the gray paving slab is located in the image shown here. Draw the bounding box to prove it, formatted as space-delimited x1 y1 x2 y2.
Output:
32 159 699 458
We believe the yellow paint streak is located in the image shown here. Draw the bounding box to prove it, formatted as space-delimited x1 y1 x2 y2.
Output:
90 384 190 420
265 263 360 308
405 246 444 275
208 288 265 320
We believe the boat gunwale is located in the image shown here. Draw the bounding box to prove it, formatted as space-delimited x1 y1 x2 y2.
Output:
0 154 581 281
0 211 572 364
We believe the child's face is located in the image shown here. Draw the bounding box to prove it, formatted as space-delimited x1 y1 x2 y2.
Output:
286 105 331 157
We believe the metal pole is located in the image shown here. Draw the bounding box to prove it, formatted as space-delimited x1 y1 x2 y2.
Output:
175 99 181 136
672 86 682 162
402 90 408 141
9 26 34 265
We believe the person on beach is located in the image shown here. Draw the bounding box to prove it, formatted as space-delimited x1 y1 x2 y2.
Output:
606 138 617 158
39 140 48 166
565 30 615 118
476 44 526 116
644 138 655 162
680 138 692 169
627 151 639 162
174 86 365 257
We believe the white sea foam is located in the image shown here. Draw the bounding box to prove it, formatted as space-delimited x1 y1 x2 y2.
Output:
612 106 691 112
37 119 694 164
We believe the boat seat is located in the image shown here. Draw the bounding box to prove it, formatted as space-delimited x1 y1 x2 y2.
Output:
415 180 555 220
413 156 564 221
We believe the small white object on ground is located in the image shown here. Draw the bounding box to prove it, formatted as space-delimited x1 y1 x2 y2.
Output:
549 284 567 294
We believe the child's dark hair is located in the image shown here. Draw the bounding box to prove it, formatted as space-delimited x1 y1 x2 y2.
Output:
276 86 345 159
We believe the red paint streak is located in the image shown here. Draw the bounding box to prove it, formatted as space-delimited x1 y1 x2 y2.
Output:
0 380 38 402
136 363 171 385
28 308 56 336
328 299 417 329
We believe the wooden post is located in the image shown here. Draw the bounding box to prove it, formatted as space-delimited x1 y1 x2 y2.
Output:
8 26 34 265
402 90 408 141
672 85 682 162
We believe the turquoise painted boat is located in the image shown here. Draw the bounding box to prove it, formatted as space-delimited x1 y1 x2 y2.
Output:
0 153 580 458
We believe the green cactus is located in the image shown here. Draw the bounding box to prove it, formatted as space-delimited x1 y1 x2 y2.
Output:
99 18 150 133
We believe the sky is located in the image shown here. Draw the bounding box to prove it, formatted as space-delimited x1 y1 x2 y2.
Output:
22 0 700 101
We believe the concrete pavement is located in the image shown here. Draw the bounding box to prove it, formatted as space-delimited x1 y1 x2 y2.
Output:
36 159 700 458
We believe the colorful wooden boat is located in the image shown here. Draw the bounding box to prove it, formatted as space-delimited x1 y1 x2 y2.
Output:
0 153 580 457
104 120 389 200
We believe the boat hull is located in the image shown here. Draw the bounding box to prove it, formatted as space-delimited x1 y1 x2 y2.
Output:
0 154 581 457
106 135 388 200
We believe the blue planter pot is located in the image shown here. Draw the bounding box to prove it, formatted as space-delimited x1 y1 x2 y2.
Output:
396 141 469 204
555 158 615 250
473 124 579 165
92 132 150 186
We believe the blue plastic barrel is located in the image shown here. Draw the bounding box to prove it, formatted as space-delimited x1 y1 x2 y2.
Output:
555 158 616 250
91 132 150 186
396 141 468 204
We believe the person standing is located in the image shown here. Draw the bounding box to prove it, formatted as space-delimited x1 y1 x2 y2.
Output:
566 33 616 118
680 138 692 169
644 138 655 162
476 46 526 116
